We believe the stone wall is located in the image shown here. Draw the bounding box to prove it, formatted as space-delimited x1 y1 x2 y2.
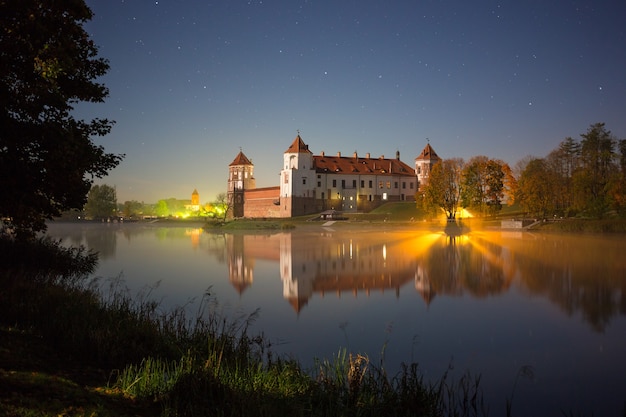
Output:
243 187 283 218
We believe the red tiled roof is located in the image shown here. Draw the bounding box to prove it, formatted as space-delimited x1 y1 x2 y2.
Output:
284 135 312 154
229 151 253 166
313 154 415 176
415 143 440 161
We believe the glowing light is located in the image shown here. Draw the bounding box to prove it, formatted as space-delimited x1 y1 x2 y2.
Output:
458 208 474 218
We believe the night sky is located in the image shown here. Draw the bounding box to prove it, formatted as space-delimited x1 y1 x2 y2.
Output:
79 0 626 204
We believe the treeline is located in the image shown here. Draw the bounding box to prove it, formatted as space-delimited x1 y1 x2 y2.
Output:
419 123 626 220
71 186 230 220
516 122 625 219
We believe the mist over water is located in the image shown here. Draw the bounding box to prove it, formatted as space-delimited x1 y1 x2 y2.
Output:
47 222 626 416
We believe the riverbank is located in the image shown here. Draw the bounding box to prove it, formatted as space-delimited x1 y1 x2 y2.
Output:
56 202 626 234
0 235 485 417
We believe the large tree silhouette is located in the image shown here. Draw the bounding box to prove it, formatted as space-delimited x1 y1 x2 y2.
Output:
0 0 123 238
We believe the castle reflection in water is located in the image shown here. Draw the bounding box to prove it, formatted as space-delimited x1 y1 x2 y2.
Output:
224 229 511 313
51 222 625 332
219 228 625 332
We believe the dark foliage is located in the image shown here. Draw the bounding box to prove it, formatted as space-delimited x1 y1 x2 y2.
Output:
0 0 123 238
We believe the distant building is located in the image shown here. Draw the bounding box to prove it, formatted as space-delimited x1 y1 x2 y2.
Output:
184 188 201 212
227 134 440 218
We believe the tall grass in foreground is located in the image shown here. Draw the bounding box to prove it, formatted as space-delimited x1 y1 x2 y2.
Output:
2 234 494 416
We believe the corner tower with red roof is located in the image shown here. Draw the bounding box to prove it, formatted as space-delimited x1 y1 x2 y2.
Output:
228 150 256 218
414 142 441 191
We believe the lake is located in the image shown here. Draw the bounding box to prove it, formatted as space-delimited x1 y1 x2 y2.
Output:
46 222 626 416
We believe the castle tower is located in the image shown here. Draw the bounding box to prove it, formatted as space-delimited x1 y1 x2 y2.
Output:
228 150 256 218
191 189 200 206
280 134 316 216
415 142 441 191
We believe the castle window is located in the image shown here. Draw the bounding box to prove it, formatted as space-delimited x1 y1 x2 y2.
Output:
352 180 357 188
302 178 306 185
379 181 383 189
360 180 364 188
369 180 373 188
402 182 406 189
333 179 337 187
410 182 414 189
341 180 345 188
386 181 391 189
318 181 321 187
394 182 398 189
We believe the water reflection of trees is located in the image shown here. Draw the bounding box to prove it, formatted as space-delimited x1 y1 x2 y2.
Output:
500 234 626 332
218 229 626 330
425 234 513 298
46 223 119 259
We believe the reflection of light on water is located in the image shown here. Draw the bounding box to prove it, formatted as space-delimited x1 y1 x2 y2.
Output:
183 228 203 237
184 228 203 248
399 232 443 257
445 233 470 245
382 244 387 261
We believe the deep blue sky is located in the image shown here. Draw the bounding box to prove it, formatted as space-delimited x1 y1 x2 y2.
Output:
79 0 626 204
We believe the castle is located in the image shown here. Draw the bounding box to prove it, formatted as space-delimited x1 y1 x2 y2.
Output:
227 134 440 218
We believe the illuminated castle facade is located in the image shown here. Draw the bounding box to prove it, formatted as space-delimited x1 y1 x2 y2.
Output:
228 134 440 218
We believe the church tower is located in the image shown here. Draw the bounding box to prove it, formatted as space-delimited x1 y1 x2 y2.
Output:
280 134 316 216
228 150 256 218
415 142 441 191
191 189 200 206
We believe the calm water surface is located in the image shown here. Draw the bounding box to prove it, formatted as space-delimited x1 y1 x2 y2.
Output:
47 222 626 416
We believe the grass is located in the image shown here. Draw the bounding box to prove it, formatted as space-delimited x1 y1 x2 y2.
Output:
536 217 626 233
201 202 626 234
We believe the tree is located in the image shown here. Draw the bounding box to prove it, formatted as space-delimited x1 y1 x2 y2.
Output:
516 158 557 218
501 162 517 206
611 139 626 215
461 156 506 216
154 200 171 218
460 156 488 214
572 123 617 217
545 138 580 216
214 192 232 221
84 184 117 219
0 1 123 238
122 200 144 218
422 158 464 220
